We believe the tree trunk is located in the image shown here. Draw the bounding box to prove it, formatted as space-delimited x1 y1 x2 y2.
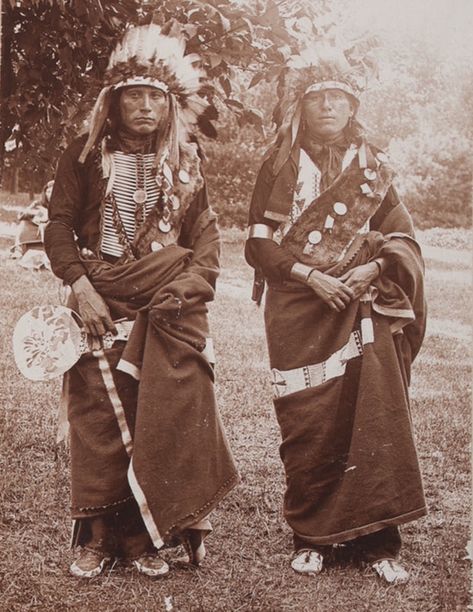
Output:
0 2 14 184
11 165 19 194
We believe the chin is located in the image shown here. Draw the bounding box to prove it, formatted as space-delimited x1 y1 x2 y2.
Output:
136 126 158 135
313 126 344 139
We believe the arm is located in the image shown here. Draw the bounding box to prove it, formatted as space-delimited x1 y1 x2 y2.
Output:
44 143 88 286
338 185 409 299
179 184 220 293
151 183 220 322
44 142 115 337
245 159 354 310
244 159 298 283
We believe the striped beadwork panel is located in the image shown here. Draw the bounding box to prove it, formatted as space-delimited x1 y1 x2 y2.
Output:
101 152 160 257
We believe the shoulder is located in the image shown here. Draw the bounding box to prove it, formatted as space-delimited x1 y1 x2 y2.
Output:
62 134 88 157
255 149 279 183
364 140 391 164
59 134 100 166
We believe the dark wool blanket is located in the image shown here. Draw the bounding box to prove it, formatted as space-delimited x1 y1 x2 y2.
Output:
264 203 427 544
66 245 238 546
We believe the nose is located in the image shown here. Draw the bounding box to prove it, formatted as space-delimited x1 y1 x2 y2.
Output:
320 93 333 109
140 94 152 112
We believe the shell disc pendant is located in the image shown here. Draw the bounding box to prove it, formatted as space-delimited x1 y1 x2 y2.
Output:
133 189 147 204
159 219 172 233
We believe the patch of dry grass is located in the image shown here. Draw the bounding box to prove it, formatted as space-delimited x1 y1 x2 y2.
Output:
0 227 470 611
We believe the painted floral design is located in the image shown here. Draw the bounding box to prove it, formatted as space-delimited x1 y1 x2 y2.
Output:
13 306 84 381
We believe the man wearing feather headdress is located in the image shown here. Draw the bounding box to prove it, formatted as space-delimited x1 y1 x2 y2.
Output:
245 40 427 584
44 23 238 578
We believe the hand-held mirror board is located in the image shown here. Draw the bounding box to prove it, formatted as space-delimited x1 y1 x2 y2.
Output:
12 305 130 381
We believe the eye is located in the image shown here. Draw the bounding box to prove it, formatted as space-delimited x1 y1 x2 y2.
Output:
305 92 323 104
151 90 165 100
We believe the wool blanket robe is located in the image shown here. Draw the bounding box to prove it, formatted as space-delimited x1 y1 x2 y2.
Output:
264 203 427 544
66 245 238 548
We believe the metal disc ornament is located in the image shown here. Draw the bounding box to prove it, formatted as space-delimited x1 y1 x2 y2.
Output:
159 219 172 233
364 168 377 181
308 230 322 245
133 189 147 204
178 169 190 184
151 241 163 252
333 202 348 216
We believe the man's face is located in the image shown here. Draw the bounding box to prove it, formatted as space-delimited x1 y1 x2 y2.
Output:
302 89 353 140
119 86 168 135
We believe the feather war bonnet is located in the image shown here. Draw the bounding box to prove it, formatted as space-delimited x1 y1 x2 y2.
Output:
79 23 214 168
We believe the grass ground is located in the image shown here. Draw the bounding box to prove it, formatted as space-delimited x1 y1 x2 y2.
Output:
0 195 471 611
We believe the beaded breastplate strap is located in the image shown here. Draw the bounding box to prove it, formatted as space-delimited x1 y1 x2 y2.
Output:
281 143 394 270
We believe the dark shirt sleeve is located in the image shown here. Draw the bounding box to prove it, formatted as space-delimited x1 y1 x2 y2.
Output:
44 144 87 285
178 183 220 291
244 159 298 283
370 184 413 234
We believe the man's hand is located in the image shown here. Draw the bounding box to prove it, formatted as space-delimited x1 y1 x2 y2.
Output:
339 262 379 301
71 275 117 338
307 269 355 311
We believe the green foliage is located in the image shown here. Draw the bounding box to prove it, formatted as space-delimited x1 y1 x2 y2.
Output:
205 121 267 228
1 0 142 188
389 130 472 229
0 0 325 191
361 40 473 229
1 0 471 228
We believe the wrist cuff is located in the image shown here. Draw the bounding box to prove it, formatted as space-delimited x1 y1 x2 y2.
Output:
247 224 275 240
291 262 314 282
